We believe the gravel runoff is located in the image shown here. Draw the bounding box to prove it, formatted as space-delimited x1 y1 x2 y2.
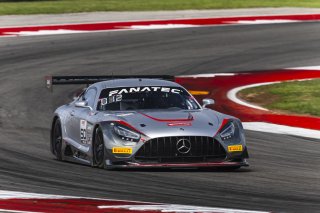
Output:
1 7 320 27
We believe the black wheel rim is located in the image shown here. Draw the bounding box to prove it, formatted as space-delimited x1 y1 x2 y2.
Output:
94 129 104 165
53 121 62 156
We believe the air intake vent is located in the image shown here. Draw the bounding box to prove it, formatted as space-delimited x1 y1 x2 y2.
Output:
135 136 226 163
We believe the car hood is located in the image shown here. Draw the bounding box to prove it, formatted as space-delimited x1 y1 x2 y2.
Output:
108 110 223 138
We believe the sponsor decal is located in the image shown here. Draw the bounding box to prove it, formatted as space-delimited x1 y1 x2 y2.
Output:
228 145 243 152
188 90 210 95
101 87 182 106
86 123 93 145
79 120 92 145
109 87 181 96
112 147 132 154
101 94 122 106
80 120 87 144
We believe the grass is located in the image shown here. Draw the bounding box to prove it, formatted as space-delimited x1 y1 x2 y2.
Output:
238 79 320 117
0 0 320 15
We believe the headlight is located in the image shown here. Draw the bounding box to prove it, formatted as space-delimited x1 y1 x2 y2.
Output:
114 125 140 141
220 122 235 141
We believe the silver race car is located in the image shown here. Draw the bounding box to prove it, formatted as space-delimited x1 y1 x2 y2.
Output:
48 76 249 169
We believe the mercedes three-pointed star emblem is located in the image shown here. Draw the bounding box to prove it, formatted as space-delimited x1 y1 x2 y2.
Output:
176 139 191 154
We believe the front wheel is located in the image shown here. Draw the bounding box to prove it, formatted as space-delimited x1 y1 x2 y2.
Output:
93 127 105 168
52 119 63 161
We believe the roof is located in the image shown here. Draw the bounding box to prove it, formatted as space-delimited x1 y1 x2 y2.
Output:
92 78 182 90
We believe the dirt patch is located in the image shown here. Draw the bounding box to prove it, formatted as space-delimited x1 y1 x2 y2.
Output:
237 90 279 107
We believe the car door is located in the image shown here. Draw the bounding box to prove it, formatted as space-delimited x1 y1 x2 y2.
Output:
69 87 97 144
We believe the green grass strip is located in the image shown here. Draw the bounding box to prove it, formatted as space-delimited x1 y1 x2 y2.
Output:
1 0 320 15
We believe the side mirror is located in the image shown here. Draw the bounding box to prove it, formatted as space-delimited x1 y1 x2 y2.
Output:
75 100 93 111
202 99 215 108
75 100 87 107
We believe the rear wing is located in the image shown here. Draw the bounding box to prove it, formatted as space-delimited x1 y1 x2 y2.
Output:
45 75 175 91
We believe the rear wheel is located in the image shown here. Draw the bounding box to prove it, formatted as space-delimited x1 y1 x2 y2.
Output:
52 119 63 161
93 127 105 168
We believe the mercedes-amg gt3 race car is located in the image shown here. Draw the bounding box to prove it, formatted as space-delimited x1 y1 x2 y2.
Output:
48 75 249 169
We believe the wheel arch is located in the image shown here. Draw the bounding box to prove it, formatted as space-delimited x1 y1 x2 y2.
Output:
92 121 115 168
50 115 60 154
92 124 101 162
91 124 101 145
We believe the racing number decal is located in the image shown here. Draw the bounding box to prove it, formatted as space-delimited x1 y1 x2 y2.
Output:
80 120 87 143
101 94 122 106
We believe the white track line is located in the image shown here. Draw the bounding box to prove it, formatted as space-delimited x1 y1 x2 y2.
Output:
226 20 299 24
286 65 320 70
178 73 235 78
128 24 197 30
2 25 198 37
98 204 269 213
243 122 320 139
4 29 87 36
0 190 72 199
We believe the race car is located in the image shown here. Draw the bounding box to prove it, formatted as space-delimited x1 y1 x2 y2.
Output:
48 75 249 169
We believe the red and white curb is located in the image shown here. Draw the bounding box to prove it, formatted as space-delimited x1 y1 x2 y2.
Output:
1 14 320 37
0 190 269 213
177 66 320 139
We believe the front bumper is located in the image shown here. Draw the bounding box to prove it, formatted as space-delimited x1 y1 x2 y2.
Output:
105 133 249 169
105 159 249 169
106 160 249 169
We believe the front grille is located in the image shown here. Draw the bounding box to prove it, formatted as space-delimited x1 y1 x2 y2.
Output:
134 136 226 163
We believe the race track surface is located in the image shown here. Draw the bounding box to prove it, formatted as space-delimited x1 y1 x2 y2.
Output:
0 22 320 212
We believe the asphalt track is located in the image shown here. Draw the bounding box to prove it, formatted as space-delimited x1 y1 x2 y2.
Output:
0 22 320 213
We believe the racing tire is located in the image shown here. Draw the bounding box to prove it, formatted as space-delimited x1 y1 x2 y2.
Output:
93 127 105 168
52 119 63 161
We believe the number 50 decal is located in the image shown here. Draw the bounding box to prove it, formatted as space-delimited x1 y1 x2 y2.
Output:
80 119 87 143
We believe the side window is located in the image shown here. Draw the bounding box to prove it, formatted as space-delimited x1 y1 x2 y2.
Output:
83 88 97 107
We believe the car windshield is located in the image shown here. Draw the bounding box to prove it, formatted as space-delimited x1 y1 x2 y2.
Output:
97 86 200 111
